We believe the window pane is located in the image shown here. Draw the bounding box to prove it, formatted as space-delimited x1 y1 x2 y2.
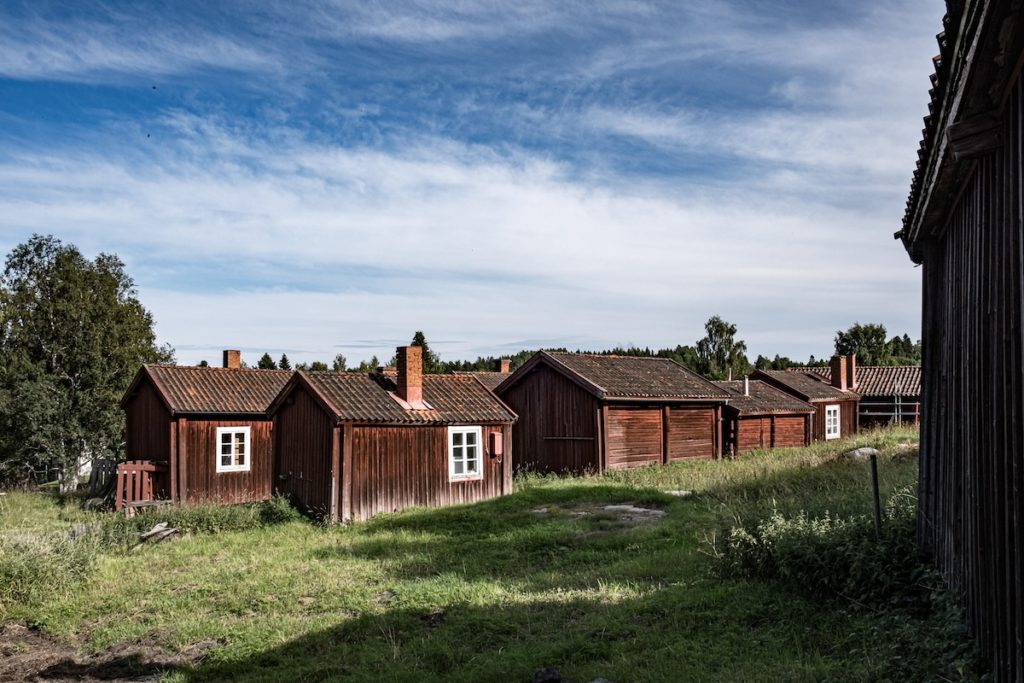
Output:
466 431 476 446
453 432 463 446
453 445 463 460
221 455 231 467
221 443 231 455
454 460 464 474
467 458 477 473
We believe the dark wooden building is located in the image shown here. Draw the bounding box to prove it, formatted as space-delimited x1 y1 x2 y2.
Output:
494 352 729 474
897 2 1024 677
270 346 516 522
799 362 921 427
714 378 814 455
121 350 291 505
752 356 859 442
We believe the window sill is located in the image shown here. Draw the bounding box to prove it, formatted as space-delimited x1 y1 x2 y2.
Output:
449 475 483 483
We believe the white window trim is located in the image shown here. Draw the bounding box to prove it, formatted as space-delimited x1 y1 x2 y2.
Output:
215 426 251 473
448 426 483 482
824 405 841 440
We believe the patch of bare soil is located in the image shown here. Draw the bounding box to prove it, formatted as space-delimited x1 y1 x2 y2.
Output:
531 502 666 528
0 622 215 682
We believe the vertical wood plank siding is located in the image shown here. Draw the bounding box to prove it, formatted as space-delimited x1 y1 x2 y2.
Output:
123 381 172 497
917 69 1024 680
272 385 334 517
810 401 859 441
666 406 716 460
500 365 599 473
179 419 273 505
348 424 511 522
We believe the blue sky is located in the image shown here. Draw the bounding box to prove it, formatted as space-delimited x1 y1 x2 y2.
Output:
0 1 941 366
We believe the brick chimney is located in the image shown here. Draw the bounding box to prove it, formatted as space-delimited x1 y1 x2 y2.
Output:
845 353 857 389
830 355 848 391
223 349 241 369
396 346 423 405
498 358 510 373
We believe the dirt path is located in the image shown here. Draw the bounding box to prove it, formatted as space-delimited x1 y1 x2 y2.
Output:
0 622 214 682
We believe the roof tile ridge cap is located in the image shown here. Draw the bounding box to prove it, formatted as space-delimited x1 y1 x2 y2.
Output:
542 350 608 396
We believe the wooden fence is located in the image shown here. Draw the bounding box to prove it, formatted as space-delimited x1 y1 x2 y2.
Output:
114 461 167 512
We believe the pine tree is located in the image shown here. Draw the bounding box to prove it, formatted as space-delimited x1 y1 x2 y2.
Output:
278 354 291 370
257 353 276 369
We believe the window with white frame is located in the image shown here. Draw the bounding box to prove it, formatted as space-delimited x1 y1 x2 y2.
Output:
448 426 482 481
216 426 251 473
825 405 840 440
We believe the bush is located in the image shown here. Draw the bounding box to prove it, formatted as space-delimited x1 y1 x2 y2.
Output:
0 531 99 611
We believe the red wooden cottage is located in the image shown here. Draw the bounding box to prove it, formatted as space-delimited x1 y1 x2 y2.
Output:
796 361 921 427
752 356 860 442
120 350 291 505
714 378 814 455
270 346 516 522
494 352 729 474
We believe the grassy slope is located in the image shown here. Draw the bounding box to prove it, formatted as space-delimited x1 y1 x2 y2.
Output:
2 428 924 682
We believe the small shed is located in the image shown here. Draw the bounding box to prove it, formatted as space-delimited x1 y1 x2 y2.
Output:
494 352 729 474
121 351 291 505
752 356 860 442
714 378 814 454
270 346 516 522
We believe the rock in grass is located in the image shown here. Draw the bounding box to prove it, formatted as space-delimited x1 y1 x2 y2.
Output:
843 447 881 460
532 667 563 683
663 489 693 497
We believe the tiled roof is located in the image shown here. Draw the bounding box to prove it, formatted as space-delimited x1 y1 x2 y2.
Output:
140 365 292 415
535 352 729 400
792 365 921 398
300 372 516 424
713 380 815 416
455 371 511 391
752 369 858 402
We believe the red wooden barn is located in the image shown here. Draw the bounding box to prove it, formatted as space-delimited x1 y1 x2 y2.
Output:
270 346 516 522
494 352 729 474
120 350 291 505
714 378 814 455
752 356 860 442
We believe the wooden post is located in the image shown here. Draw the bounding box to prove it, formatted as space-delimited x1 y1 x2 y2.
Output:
330 426 341 523
177 418 188 505
599 405 609 473
168 418 178 503
662 406 671 465
770 415 776 449
340 423 353 523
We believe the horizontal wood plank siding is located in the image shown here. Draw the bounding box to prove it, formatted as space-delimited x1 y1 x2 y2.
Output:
666 406 715 460
499 364 598 473
773 415 808 448
348 424 508 521
606 408 662 469
273 385 334 516
179 419 273 505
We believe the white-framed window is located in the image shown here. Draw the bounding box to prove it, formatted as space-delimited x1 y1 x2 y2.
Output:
825 405 841 440
448 426 482 481
216 426 251 473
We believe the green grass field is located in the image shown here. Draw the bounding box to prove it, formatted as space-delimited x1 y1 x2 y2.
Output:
1 427 970 682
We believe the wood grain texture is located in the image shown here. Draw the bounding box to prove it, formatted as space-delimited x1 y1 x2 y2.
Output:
273 384 334 517
606 407 662 469
178 419 273 505
666 406 716 460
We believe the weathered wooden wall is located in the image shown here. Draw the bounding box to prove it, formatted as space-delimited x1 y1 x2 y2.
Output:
917 69 1024 681
606 408 662 469
810 400 858 441
726 414 809 454
666 406 716 460
348 423 511 521
177 418 273 505
123 380 172 498
273 385 334 516
499 365 599 473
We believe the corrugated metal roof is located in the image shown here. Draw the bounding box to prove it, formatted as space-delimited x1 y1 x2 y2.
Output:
143 365 292 415
540 352 729 400
753 369 858 402
794 365 922 397
714 380 815 415
301 372 516 424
